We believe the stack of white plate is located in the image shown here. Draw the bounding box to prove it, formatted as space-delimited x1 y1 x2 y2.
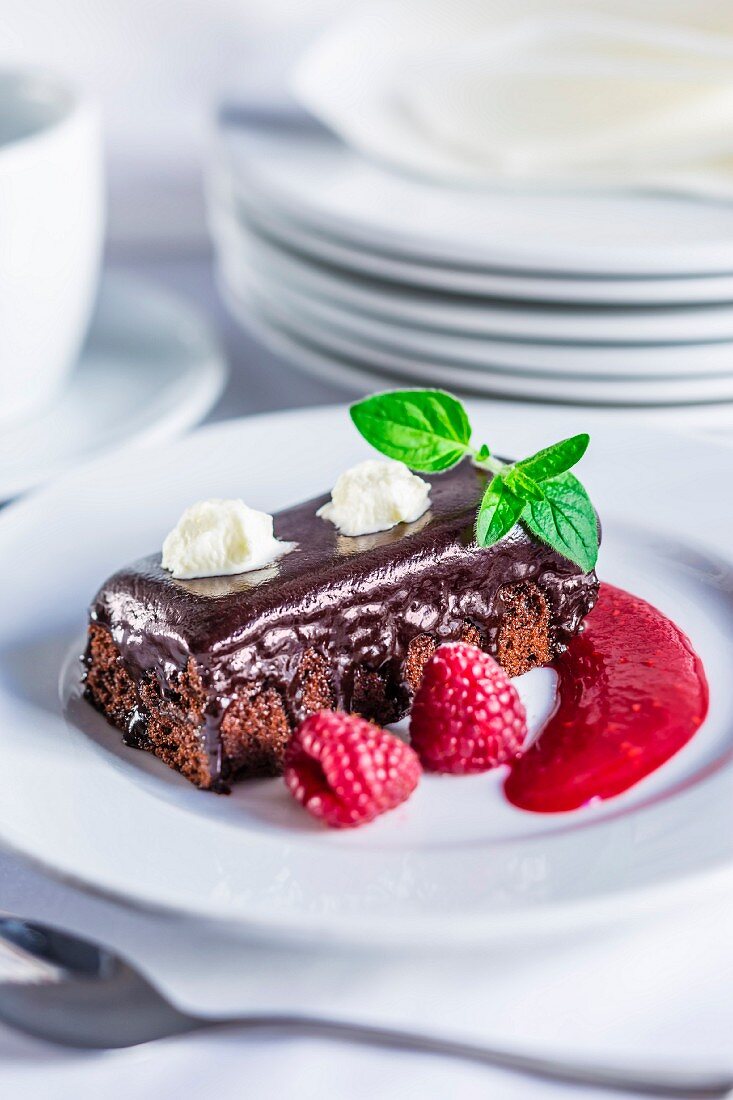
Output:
209 120 733 429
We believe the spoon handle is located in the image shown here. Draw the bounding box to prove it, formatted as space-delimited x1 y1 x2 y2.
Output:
204 1014 733 1099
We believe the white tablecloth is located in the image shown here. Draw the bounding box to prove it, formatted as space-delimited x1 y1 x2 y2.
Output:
2 844 731 1100
2 255 731 1100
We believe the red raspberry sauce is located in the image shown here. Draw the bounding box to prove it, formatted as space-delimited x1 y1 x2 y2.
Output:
504 584 709 813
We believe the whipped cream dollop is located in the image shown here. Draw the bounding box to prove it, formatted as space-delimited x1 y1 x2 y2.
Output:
162 499 294 579
317 459 431 536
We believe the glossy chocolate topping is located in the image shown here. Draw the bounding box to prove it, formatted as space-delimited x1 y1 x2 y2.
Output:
87 460 599 782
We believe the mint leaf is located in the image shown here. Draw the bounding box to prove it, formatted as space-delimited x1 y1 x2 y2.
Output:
504 465 545 501
350 389 471 472
476 475 525 547
515 434 589 483
523 472 598 572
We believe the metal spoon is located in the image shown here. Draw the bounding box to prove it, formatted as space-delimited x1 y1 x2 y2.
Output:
0 914 729 1097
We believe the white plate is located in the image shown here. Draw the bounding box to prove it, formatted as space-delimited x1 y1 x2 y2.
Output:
222 284 733 435
224 250 733 382
228 276 733 406
0 274 227 500
222 219 733 347
2 408 733 947
212 185 733 306
220 127 733 276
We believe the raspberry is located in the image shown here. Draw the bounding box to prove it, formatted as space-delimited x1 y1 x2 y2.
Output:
284 710 421 828
410 642 527 774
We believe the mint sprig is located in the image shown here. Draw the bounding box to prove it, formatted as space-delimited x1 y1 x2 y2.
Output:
349 389 599 572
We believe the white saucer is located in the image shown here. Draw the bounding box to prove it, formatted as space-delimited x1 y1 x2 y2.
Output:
219 127 733 276
228 256 733 382
0 273 227 500
225 222 733 347
229 276 733 406
222 282 733 434
1 406 732 946
215 189 733 307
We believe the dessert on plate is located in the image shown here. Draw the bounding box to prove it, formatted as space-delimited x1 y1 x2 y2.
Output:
84 390 600 792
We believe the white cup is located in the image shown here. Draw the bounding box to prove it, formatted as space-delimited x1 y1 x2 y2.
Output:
0 71 104 426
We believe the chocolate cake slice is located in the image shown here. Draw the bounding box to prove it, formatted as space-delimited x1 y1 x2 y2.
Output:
84 460 599 791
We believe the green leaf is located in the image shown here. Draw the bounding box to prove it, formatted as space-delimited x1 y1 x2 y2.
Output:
522 472 599 572
504 465 545 501
350 389 472 472
515 434 590 483
474 443 491 463
476 475 526 547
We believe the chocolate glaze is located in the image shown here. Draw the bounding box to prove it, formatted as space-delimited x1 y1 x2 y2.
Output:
85 460 599 785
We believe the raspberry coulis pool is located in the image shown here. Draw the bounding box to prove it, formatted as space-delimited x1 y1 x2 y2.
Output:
504 584 709 813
